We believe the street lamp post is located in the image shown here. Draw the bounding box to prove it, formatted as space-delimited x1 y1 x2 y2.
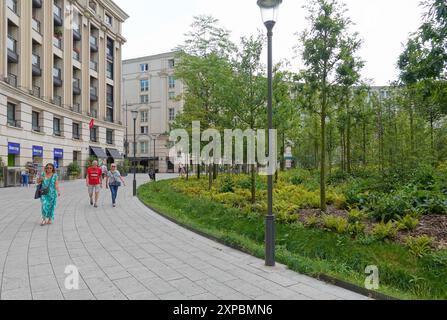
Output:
131 110 138 196
258 0 282 267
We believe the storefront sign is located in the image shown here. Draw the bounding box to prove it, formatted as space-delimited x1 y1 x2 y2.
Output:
33 146 43 157
8 143 20 155
54 149 64 159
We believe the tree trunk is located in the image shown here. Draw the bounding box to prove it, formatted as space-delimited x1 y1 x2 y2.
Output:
251 164 256 204
362 119 367 167
208 164 212 190
213 164 217 180
197 164 201 180
346 104 352 174
320 94 327 212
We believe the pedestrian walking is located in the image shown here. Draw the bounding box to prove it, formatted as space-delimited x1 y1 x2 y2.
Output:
106 163 126 208
87 160 102 208
37 163 60 226
101 160 108 183
21 168 29 187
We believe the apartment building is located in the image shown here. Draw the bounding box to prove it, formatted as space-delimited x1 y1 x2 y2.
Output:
122 52 184 173
0 0 128 181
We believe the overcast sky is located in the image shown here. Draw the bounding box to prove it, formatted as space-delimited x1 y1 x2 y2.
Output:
114 0 424 86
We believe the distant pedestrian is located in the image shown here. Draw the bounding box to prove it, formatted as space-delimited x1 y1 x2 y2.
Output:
106 163 126 208
101 161 108 181
87 160 102 208
37 163 60 226
21 168 29 187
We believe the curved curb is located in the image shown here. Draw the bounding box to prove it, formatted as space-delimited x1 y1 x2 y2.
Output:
137 189 399 301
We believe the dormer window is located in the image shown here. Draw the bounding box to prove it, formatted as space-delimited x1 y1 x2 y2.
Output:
89 0 96 12
105 13 112 26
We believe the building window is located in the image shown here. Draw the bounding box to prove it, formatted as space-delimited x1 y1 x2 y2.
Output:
73 123 80 140
106 62 114 80
140 95 149 104
53 117 61 136
105 13 112 26
169 108 175 121
168 59 175 68
7 102 16 127
169 76 175 89
140 79 149 92
140 63 148 72
141 126 148 135
89 0 96 12
106 129 114 145
140 142 148 154
140 111 148 123
106 38 114 60
90 126 98 142
32 111 40 132
168 92 176 100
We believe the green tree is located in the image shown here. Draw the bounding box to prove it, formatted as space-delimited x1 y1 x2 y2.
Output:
299 0 354 211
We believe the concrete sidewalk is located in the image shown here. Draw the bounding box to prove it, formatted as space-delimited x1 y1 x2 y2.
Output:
0 174 368 300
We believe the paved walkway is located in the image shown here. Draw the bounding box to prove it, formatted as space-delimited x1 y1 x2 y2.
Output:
0 174 368 300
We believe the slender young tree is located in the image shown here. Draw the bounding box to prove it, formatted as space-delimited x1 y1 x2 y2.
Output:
298 0 354 211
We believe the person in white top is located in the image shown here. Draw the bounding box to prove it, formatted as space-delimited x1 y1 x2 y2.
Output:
100 161 108 186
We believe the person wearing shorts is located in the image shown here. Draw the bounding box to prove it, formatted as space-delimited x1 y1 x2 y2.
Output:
87 160 102 208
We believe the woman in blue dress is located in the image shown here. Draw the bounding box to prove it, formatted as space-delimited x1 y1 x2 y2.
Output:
37 163 61 226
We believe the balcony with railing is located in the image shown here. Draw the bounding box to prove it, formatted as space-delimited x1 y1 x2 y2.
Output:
89 60 98 72
32 53 41 76
53 4 63 26
31 86 41 98
73 49 81 62
53 36 63 50
73 23 81 41
53 95 62 107
32 18 41 33
89 109 98 119
73 78 81 95
105 108 114 123
90 86 98 101
53 67 62 87
6 73 17 87
7 0 18 14
89 35 98 52
7 36 18 63
71 103 82 114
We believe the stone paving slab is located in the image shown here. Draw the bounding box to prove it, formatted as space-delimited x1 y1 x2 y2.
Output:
0 174 370 300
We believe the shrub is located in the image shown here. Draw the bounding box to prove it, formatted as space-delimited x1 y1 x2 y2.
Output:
327 191 348 209
396 214 420 231
367 191 412 222
347 208 367 223
219 176 235 193
322 215 349 234
405 236 434 258
303 216 320 228
371 221 398 241
67 162 81 177
348 222 366 236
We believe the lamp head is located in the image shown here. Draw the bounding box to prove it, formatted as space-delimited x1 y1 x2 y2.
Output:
257 0 282 25
131 110 138 121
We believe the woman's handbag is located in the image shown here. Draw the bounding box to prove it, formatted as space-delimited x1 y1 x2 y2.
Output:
34 183 50 199
34 184 42 199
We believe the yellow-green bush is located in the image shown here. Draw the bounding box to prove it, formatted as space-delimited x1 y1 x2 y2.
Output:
322 215 349 234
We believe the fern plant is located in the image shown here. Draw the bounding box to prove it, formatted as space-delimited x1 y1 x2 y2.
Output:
405 236 434 258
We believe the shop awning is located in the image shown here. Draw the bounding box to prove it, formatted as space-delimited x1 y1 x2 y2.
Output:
106 148 123 160
90 147 108 159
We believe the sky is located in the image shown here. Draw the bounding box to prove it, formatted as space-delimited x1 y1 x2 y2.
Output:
114 0 424 86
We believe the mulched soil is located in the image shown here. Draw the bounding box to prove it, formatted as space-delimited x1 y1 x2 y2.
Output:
297 206 447 250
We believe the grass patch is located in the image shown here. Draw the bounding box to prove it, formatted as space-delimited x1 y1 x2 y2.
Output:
138 179 447 300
